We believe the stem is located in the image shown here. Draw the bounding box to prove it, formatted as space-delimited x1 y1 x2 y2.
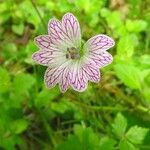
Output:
37 108 57 147
73 101 127 112
30 0 47 29
145 30 150 52
116 88 150 115
140 145 150 149
32 66 56 147
136 105 150 114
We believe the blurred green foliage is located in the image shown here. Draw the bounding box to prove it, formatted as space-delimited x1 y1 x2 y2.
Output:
0 0 150 149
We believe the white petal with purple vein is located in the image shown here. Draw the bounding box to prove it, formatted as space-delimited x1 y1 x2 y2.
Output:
69 61 88 92
84 34 114 68
48 19 74 49
84 34 115 54
62 13 81 48
44 61 72 89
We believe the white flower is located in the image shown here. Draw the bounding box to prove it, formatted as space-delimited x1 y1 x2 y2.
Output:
32 13 115 93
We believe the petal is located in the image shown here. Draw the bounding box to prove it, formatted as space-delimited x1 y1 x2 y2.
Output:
84 34 114 68
32 50 53 66
35 35 53 50
62 13 81 47
69 62 88 92
59 66 70 93
44 67 61 89
44 61 72 90
85 51 113 68
34 35 62 52
82 64 100 83
48 19 74 49
32 49 65 66
33 35 67 67
84 34 115 53
48 19 62 39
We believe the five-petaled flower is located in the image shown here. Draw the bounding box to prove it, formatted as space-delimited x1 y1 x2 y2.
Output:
32 13 115 93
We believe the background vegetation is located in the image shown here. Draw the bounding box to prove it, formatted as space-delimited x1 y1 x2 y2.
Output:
0 0 150 149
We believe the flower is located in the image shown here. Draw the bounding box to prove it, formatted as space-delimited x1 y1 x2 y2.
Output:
32 13 115 93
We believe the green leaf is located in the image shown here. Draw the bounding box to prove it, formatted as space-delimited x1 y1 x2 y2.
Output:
35 88 60 107
56 125 100 150
126 126 149 145
75 0 104 14
56 0 73 13
12 23 24 35
19 1 41 28
0 3 11 24
3 43 17 59
101 9 122 29
114 63 141 89
51 98 76 114
74 125 99 149
128 0 141 18
13 73 36 94
143 87 150 104
24 41 37 64
11 119 28 134
51 101 69 114
140 55 150 68
126 19 147 33
99 136 116 150
120 139 138 150
117 34 138 59
112 113 127 138
0 135 21 150
117 26 127 36
0 67 11 93
56 135 82 150
100 8 110 18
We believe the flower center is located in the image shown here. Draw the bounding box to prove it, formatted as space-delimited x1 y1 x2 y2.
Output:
66 47 80 60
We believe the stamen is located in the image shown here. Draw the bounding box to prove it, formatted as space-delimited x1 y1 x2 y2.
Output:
66 47 80 59
66 53 69 59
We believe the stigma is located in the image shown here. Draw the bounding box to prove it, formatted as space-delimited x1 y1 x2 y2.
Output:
66 47 80 59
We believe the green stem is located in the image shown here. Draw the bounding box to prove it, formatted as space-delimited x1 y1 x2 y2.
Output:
73 101 127 111
116 88 150 115
145 30 150 52
136 105 150 114
30 0 47 29
32 66 56 147
140 145 150 149
37 108 57 147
